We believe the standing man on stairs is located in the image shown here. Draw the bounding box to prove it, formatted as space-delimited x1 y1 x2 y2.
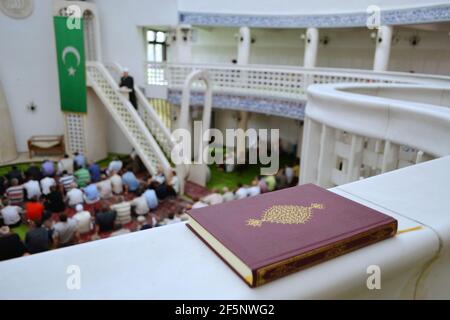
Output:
119 68 137 110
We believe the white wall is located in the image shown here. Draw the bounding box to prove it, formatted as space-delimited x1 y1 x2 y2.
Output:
191 27 237 64
190 26 450 74
192 27 306 66
93 0 178 153
178 0 446 15
213 109 301 152
250 29 305 66
106 112 134 155
247 113 301 152
316 28 375 70
316 27 450 74
0 0 178 154
85 88 108 162
191 27 375 69
192 28 304 66
94 0 178 85
389 28 450 75
0 0 63 152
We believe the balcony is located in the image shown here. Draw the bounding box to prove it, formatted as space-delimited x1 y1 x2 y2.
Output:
301 83 450 187
145 61 450 190
146 62 450 120
1 156 449 299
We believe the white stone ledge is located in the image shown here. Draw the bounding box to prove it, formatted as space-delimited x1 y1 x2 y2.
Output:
1 157 450 299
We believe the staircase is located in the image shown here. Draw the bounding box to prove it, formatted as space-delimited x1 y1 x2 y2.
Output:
104 62 175 158
86 61 172 176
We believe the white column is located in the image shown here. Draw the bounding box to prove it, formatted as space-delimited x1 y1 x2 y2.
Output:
236 27 251 161
373 26 393 71
415 150 424 164
381 140 399 173
316 124 336 188
299 118 322 185
237 111 249 131
296 121 304 159
174 25 193 63
346 134 364 182
237 26 251 65
303 27 319 68
236 26 251 130
236 111 250 164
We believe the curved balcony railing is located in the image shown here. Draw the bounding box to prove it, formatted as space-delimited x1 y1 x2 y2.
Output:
300 83 450 188
146 62 450 101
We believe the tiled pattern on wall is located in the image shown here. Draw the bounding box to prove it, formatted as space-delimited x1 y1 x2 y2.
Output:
180 4 450 28
167 89 306 120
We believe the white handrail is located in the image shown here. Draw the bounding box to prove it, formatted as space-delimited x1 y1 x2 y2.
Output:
86 61 171 175
306 83 450 157
147 61 450 87
300 82 450 187
105 62 175 157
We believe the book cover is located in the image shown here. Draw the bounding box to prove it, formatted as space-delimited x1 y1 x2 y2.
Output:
187 183 397 288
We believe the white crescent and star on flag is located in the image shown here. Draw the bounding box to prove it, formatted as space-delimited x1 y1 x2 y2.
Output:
62 46 81 77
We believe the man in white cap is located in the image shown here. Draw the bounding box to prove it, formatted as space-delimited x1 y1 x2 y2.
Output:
119 68 137 109
73 204 92 234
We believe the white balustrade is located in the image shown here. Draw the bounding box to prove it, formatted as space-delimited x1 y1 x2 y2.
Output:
144 61 450 188
146 62 450 101
300 83 450 188
86 61 171 176
146 61 450 188
105 62 175 158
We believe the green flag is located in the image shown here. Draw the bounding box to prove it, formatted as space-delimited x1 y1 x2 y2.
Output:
54 16 87 113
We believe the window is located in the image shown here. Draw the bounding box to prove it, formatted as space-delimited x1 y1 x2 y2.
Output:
147 30 167 62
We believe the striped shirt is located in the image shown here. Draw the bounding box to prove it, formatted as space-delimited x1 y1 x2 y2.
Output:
59 175 75 192
74 168 91 188
111 202 131 225
6 185 25 206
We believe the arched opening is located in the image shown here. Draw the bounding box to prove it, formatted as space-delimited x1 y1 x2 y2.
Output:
176 69 213 193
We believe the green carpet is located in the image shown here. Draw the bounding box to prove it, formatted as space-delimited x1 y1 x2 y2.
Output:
207 165 261 191
0 163 32 178
95 153 128 169
0 153 127 177
206 153 295 191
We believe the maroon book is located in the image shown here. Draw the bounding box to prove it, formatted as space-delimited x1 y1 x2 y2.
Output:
187 183 397 288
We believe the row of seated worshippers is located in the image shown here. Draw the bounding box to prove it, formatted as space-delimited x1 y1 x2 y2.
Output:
0 153 184 262
191 164 300 209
